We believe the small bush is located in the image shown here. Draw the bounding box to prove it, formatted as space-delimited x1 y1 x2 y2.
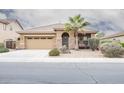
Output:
49 48 60 56
0 43 4 48
0 48 9 53
100 42 124 58
120 42 124 48
88 38 100 51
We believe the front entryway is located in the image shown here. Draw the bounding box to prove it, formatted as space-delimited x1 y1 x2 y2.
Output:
62 32 69 48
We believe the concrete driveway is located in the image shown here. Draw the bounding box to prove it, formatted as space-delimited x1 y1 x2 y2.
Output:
0 50 50 62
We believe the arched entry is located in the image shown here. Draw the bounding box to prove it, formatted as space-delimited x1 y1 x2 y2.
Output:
62 32 69 48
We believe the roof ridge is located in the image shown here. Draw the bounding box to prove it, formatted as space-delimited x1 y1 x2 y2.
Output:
27 23 64 30
102 31 124 39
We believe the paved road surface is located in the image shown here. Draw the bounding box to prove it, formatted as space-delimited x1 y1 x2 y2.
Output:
0 62 124 84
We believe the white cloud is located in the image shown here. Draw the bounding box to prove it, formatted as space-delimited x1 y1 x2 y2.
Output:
3 9 124 32
0 12 7 19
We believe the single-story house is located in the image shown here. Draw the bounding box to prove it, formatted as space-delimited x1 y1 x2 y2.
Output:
17 23 97 49
101 32 124 42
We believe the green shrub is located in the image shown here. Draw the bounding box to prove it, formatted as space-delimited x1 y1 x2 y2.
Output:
0 48 9 53
0 43 4 48
49 48 60 56
88 38 100 51
120 42 124 48
100 42 124 58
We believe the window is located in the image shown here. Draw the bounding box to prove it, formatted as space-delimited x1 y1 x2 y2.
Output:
34 37 39 39
41 37 46 39
47 37 53 39
27 37 32 39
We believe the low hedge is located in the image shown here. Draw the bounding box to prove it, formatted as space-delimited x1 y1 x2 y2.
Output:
0 48 9 53
49 48 60 56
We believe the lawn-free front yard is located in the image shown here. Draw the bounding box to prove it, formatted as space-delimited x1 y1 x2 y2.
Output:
0 49 124 62
0 49 103 58
51 49 104 58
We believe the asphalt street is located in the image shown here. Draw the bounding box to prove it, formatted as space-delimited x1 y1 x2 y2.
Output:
0 62 124 84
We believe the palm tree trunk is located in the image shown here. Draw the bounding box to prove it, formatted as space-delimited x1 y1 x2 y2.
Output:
75 32 79 50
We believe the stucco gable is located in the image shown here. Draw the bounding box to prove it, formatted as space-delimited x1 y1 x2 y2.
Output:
0 19 23 30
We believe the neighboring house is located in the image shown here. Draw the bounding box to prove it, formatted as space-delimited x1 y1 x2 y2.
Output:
0 19 23 48
101 32 124 42
17 23 97 49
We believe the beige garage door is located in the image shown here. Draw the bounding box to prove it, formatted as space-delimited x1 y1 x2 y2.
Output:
26 37 55 49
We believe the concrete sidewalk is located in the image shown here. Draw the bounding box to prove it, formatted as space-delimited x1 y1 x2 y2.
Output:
0 57 124 63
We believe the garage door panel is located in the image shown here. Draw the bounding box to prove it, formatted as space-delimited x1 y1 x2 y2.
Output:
26 37 55 49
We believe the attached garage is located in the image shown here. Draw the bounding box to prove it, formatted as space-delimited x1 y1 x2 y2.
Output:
25 36 55 49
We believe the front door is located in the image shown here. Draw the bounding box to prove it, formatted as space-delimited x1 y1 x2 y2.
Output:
62 33 69 48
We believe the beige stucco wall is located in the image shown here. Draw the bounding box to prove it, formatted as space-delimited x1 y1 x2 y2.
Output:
0 31 19 43
0 22 22 31
0 23 5 30
91 34 95 38
6 22 23 31
0 21 23 48
17 30 96 49
16 34 25 49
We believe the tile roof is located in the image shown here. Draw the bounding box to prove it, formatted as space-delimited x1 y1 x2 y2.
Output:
25 23 64 31
21 23 96 34
102 31 124 39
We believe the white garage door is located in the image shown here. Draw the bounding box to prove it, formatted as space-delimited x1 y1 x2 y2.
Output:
26 37 55 49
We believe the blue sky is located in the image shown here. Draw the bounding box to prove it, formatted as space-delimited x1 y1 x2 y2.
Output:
0 9 124 35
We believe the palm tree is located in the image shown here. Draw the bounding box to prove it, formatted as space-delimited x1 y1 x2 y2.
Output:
64 14 89 50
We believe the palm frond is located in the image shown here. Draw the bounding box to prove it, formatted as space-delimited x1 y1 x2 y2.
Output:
65 14 90 32
78 17 84 23
75 14 81 20
64 23 73 32
79 21 90 28
69 17 75 23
